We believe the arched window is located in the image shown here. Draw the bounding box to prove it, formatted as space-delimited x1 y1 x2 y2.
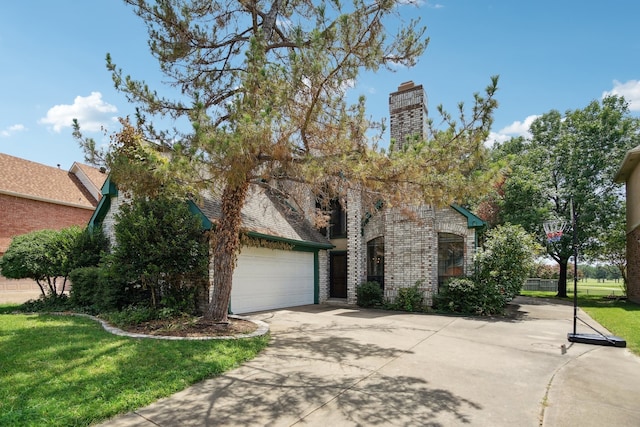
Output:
367 237 384 289
438 233 464 287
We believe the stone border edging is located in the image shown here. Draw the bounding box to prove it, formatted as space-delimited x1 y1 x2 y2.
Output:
53 312 270 340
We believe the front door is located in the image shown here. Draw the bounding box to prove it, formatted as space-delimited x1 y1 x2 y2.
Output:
330 252 347 298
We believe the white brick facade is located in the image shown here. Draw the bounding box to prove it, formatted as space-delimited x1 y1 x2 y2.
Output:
321 192 482 307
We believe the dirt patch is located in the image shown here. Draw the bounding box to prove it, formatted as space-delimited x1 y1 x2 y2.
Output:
121 317 259 338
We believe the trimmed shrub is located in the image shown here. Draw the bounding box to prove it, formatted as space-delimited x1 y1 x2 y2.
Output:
357 281 383 308
475 224 542 299
110 196 209 310
0 226 83 298
391 281 426 312
69 267 101 310
434 278 505 315
69 226 110 270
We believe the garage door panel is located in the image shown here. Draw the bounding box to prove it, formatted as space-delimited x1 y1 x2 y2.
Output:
230 247 314 314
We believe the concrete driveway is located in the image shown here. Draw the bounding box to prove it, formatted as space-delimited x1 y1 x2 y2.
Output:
99 297 640 426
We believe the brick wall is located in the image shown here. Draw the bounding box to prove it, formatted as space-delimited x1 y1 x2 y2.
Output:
358 202 476 306
627 227 640 304
0 193 94 255
317 250 329 303
346 188 363 305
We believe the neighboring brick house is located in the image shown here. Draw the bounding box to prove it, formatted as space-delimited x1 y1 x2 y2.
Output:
614 145 640 304
0 153 107 256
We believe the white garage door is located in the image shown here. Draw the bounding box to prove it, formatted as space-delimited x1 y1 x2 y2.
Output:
230 246 315 314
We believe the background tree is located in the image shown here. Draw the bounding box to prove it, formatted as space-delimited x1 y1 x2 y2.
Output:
0 227 82 298
592 204 627 292
490 96 640 297
76 0 499 322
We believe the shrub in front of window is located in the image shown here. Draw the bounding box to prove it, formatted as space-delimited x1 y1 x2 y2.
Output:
391 281 426 312
434 278 505 315
474 224 542 300
435 224 541 315
356 281 384 308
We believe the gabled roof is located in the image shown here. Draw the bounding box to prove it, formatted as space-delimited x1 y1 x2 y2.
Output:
0 153 107 209
70 162 108 201
451 204 486 228
196 185 333 249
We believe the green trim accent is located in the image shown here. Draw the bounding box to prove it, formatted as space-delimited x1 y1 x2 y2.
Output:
246 231 334 251
88 175 119 231
451 204 486 228
187 200 213 230
102 176 118 197
314 251 319 304
88 195 110 231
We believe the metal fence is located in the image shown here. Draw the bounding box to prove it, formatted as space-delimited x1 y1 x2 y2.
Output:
522 278 557 292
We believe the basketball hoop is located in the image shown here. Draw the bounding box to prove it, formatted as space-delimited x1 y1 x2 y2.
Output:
543 219 566 243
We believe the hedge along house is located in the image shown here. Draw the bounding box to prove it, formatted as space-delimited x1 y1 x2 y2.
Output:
614 144 640 304
88 178 333 314
321 82 486 305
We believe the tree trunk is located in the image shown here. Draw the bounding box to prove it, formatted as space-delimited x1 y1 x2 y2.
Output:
204 181 250 323
35 279 47 298
557 257 569 298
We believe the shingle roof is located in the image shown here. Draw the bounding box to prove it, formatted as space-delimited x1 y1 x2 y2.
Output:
0 153 106 209
73 162 107 192
198 185 331 246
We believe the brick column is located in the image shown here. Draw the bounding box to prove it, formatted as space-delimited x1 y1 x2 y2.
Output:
346 188 362 304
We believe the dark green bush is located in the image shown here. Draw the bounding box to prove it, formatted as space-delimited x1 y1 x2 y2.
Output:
391 281 426 312
69 226 110 270
69 267 101 310
434 278 506 315
110 196 209 309
102 305 157 327
357 281 383 308
20 294 72 313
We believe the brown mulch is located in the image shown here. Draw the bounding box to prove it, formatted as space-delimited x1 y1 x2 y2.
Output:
121 317 259 338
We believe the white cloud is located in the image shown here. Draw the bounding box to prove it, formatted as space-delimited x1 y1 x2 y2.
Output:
602 80 640 111
0 124 26 137
485 115 540 147
39 92 118 133
499 115 539 136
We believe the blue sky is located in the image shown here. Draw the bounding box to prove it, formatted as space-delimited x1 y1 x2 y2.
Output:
2 0 640 169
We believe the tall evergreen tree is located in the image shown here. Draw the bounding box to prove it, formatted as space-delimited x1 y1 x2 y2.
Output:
76 0 498 322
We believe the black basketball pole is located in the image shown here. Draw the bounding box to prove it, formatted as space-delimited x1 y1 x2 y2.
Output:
566 197 626 347
572 198 578 336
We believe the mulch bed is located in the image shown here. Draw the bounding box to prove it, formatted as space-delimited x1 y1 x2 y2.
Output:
121 317 259 338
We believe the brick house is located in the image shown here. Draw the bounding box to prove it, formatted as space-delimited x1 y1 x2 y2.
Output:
0 152 107 256
89 179 333 314
614 145 640 304
320 188 484 306
317 82 485 306
86 81 485 313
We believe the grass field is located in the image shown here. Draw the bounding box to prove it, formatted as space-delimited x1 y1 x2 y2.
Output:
571 278 627 296
0 306 269 427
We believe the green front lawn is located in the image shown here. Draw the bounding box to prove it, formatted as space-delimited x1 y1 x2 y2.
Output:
0 307 269 426
520 291 640 355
